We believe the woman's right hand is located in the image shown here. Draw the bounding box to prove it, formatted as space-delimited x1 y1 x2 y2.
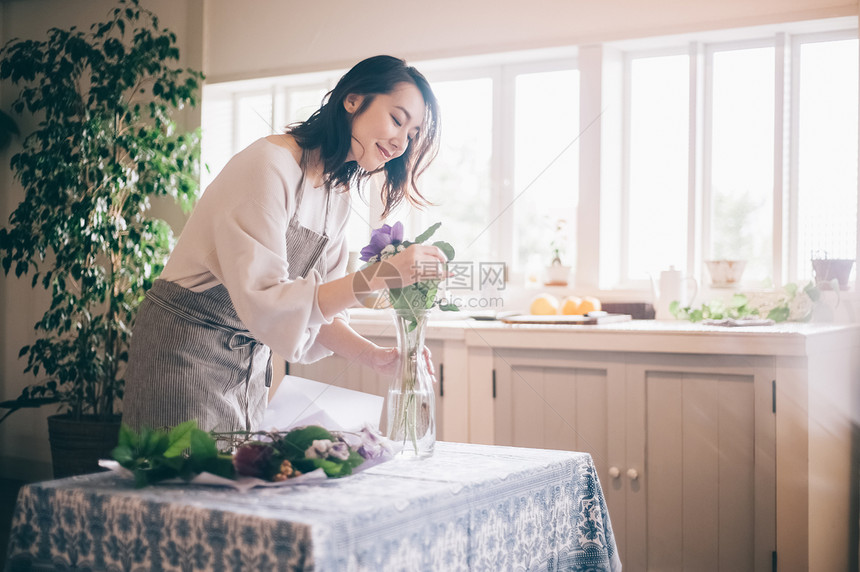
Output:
370 244 448 289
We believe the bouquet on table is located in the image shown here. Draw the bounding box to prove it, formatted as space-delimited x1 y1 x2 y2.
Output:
359 221 457 458
109 420 392 490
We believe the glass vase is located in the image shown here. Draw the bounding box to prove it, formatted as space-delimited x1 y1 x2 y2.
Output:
386 308 435 458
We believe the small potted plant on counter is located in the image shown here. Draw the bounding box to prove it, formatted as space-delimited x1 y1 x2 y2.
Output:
544 218 571 287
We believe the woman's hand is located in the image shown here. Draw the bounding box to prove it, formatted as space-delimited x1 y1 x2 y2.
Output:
364 344 437 382
365 345 399 376
372 244 448 289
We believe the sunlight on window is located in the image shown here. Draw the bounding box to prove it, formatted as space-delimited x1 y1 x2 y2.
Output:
628 54 689 280
797 39 858 282
513 70 579 271
236 93 274 152
397 78 494 266
710 47 774 284
200 96 233 190
287 88 327 126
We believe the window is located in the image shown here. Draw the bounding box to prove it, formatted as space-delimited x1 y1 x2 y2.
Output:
708 45 775 283
201 54 580 280
626 54 689 282
399 76 494 266
622 25 858 290
795 36 858 282
513 69 580 273
199 20 857 295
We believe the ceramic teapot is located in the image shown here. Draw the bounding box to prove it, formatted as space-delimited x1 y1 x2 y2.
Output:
650 266 698 320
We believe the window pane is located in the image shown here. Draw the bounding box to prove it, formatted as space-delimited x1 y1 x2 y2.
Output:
513 69 579 272
710 47 774 284
200 95 233 190
628 55 689 280
797 39 858 282
413 78 494 266
236 92 274 151
288 88 326 124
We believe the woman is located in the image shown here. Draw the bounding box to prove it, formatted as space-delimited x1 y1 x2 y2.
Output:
122 55 447 434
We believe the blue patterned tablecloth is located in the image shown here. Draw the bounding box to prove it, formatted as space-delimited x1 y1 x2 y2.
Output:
6 441 621 571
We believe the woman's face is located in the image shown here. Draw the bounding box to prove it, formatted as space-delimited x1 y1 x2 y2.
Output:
344 82 426 172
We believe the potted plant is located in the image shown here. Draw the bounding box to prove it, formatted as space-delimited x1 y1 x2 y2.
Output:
544 218 571 286
0 0 203 477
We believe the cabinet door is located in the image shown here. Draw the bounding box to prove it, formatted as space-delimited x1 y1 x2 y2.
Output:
625 355 776 572
491 349 628 560
289 337 446 439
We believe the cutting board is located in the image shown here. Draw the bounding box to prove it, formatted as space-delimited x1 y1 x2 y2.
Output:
500 313 632 325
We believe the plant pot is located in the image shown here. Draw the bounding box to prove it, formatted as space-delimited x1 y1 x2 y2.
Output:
811 258 854 290
705 260 746 288
544 264 571 287
47 414 121 478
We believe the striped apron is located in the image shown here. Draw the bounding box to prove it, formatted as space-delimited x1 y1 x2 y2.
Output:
122 181 331 435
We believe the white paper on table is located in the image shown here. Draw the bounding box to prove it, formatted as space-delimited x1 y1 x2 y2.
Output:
98 460 329 492
261 375 384 433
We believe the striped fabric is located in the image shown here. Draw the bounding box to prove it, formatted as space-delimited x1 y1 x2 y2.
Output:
122 180 331 436
122 280 273 434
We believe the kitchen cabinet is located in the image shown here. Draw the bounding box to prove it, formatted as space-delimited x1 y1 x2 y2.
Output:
491 348 775 571
299 315 860 572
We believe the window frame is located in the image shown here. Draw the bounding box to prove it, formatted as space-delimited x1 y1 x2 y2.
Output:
618 25 858 292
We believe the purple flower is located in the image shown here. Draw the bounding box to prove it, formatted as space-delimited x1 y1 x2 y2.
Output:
355 425 393 459
328 441 351 461
233 442 273 478
360 221 404 261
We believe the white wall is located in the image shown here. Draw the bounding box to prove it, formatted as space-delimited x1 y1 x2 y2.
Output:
0 0 856 479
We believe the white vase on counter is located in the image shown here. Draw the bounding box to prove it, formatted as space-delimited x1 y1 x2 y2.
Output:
651 266 697 320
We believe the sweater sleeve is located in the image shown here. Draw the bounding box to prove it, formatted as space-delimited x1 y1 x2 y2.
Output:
296 228 352 364
203 160 334 363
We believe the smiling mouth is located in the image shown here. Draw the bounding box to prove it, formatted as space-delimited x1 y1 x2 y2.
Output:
376 143 392 160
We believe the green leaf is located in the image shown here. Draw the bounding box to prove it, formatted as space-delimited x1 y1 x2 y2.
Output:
111 444 135 466
804 282 821 302
200 454 235 479
163 419 196 458
767 306 791 322
730 293 748 307
117 423 138 449
438 303 459 312
190 428 217 460
280 426 335 457
312 458 347 477
432 240 455 261
413 222 441 245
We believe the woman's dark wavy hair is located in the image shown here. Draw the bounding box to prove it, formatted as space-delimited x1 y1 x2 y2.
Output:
287 55 440 217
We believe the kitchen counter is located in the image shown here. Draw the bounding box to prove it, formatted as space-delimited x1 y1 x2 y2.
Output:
346 309 860 357
294 310 860 570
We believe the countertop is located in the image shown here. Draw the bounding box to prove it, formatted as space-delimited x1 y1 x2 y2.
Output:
347 309 860 357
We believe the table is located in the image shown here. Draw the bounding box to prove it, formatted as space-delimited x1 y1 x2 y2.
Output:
6 442 621 571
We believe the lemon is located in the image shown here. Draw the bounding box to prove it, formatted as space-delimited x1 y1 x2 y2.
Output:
530 293 560 315
578 296 602 315
561 296 583 315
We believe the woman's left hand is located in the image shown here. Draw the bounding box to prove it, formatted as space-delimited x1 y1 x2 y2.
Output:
365 345 436 382
365 345 399 376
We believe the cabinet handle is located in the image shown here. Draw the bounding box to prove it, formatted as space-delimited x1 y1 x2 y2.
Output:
608 466 620 479
626 468 639 481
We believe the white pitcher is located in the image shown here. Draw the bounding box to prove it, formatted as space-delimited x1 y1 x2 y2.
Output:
651 266 698 320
